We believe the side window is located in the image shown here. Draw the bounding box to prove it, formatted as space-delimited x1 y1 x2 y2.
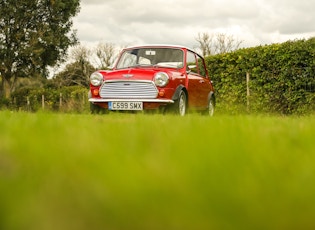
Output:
186 51 197 73
197 55 207 77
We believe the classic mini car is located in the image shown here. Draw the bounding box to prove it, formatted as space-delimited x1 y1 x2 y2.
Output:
88 44 215 116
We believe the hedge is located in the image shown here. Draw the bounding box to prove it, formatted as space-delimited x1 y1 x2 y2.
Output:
206 38 315 115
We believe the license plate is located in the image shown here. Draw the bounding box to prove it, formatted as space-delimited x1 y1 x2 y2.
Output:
108 101 143 111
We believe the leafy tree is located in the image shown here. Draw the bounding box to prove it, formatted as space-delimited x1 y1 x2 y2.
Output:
0 0 80 98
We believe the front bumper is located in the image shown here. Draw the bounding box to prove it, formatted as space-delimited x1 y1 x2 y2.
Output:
89 98 174 103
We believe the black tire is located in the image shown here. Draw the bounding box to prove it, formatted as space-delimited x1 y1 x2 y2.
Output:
174 90 187 116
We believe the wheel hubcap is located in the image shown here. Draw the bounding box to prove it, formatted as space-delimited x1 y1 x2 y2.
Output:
179 93 186 116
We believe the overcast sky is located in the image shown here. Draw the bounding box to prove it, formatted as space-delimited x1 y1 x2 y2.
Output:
73 0 315 50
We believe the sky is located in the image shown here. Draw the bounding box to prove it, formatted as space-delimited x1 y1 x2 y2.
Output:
73 0 315 50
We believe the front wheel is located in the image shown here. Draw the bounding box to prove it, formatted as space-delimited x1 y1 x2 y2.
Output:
174 90 187 116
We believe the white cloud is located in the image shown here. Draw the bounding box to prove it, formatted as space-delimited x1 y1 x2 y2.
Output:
73 0 315 50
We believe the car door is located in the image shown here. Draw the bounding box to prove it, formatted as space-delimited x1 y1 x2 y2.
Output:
186 51 212 108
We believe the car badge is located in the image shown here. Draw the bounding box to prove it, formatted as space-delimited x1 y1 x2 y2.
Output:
122 74 133 78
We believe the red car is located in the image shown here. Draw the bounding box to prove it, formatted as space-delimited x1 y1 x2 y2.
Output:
88 45 215 116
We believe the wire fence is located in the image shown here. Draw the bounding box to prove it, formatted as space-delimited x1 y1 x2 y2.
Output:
9 88 90 113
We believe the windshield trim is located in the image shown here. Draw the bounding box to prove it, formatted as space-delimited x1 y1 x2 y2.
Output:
115 47 184 70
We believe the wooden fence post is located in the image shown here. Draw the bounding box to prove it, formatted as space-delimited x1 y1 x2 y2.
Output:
246 72 250 112
59 93 63 108
42 95 45 110
27 96 30 111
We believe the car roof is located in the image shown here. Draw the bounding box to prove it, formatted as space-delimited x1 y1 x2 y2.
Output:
124 44 197 53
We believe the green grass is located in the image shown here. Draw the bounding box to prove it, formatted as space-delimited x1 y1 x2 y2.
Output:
1 111 315 230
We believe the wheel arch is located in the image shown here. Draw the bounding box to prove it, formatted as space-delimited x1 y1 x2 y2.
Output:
172 85 188 104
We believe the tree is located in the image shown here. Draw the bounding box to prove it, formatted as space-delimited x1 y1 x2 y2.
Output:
195 32 243 56
214 33 243 54
71 44 92 81
53 45 95 87
195 32 213 56
53 61 95 88
94 42 116 69
0 0 80 98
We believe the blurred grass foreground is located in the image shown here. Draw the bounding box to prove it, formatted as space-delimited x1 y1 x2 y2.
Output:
1 111 315 230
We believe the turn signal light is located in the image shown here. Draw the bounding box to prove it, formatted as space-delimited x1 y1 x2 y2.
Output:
93 89 99 96
159 90 165 97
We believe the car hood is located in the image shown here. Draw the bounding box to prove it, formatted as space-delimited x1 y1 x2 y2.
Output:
99 67 177 81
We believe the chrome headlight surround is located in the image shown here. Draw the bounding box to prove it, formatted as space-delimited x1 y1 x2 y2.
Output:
154 72 169 87
90 72 103 86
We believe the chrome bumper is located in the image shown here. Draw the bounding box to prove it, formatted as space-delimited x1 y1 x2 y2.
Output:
89 98 174 103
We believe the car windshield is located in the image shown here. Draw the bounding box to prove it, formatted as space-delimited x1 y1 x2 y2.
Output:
116 48 184 69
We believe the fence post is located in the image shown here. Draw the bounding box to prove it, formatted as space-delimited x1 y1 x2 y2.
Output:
42 95 45 110
27 96 30 111
246 72 250 112
59 93 63 109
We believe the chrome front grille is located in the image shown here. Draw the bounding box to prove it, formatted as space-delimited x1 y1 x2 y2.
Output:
100 80 158 99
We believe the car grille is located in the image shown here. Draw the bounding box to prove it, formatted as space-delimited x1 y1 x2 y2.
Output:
99 81 158 99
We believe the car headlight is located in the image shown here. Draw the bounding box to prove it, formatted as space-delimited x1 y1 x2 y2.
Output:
154 72 169 87
90 72 103 86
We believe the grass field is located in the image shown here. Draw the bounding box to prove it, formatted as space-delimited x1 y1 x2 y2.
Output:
1 111 315 230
